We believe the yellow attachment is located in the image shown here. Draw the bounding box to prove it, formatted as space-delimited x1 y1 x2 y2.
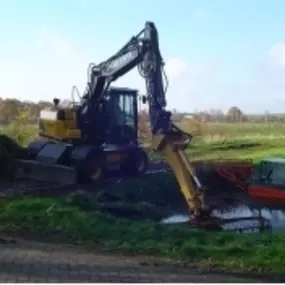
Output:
152 133 206 216
38 108 81 140
40 116 81 140
40 119 81 140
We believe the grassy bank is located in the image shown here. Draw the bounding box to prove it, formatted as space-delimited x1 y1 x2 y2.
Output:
0 196 283 273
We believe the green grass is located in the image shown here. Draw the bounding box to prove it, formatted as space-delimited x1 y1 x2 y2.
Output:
179 122 285 138
0 123 37 146
147 122 285 162
0 196 284 273
187 139 285 162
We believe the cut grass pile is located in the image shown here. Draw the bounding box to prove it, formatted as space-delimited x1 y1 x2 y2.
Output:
0 196 284 273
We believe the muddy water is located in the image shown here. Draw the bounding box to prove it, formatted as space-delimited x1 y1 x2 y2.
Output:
161 202 285 232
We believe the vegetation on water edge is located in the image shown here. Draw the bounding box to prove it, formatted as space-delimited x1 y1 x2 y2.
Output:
0 196 284 273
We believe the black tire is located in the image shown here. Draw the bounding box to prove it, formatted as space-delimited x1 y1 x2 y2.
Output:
77 150 105 184
122 148 148 177
88 162 105 182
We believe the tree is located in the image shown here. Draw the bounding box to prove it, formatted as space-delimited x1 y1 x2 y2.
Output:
138 110 150 143
226 106 247 122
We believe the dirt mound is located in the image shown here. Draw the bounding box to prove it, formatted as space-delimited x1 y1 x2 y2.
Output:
0 134 26 180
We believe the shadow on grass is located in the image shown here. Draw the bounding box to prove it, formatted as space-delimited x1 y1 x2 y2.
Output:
209 142 262 151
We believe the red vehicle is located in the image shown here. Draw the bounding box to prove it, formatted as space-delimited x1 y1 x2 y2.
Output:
214 158 285 201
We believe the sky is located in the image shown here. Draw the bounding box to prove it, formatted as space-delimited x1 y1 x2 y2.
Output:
1 0 285 113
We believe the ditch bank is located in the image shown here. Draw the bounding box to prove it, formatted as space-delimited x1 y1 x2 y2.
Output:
62 162 254 225
0 159 254 224
0 134 277 232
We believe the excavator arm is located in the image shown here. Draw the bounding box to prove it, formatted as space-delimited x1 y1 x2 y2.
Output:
78 21 216 226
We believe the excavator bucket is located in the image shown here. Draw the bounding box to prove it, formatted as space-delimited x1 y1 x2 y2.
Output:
187 209 272 233
15 159 78 186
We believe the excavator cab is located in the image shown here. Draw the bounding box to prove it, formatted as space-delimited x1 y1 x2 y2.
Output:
103 87 138 146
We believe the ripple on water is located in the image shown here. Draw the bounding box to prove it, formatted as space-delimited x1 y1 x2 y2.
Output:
161 203 285 233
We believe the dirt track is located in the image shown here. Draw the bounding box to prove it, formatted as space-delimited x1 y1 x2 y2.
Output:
0 238 264 283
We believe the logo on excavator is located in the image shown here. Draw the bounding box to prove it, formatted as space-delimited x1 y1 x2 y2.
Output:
104 49 138 74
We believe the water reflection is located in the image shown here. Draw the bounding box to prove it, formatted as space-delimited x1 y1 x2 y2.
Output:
161 214 190 224
161 203 285 232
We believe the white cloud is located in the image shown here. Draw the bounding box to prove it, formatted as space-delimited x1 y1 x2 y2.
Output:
267 42 285 67
164 58 191 81
244 41 285 112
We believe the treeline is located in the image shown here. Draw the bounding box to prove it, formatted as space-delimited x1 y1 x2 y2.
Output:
170 107 285 123
0 98 52 124
0 98 285 124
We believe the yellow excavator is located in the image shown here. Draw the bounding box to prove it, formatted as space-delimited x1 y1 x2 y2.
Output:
16 22 265 230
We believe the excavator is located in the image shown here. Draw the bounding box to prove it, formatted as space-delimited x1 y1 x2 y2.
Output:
16 21 268 230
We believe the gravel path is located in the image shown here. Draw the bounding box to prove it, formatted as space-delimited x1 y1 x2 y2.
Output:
0 238 263 283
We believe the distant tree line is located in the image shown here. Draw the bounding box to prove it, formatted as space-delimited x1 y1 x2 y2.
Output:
170 107 285 123
0 97 284 125
0 98 52 124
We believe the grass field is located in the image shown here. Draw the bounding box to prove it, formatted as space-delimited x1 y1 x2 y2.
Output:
147 122 285 162
1 121 285 274
1 121 285 156
190 122 285 161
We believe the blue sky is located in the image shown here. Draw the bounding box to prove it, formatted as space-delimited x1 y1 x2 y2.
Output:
1 0 285 113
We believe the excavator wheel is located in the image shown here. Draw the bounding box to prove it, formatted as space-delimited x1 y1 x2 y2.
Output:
78 156 105 184
122 147 148 177
87 159 105 182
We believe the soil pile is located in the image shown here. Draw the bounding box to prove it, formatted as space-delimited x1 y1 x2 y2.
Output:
0 134 26 180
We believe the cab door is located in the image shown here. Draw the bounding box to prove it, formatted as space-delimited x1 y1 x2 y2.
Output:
105 91 138 145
